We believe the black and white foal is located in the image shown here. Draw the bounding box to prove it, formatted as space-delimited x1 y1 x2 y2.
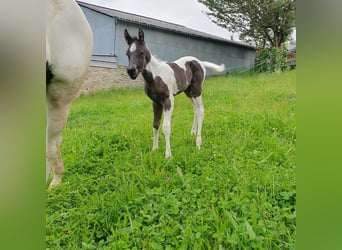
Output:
124 28 225 157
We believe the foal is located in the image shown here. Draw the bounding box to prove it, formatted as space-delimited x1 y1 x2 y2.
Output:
46 0 93 187
124 28 225 157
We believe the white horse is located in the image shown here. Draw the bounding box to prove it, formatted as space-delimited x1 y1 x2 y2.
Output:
124 28 225 158
46 0 93 187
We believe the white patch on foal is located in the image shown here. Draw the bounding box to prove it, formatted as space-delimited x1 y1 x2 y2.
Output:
129 43 137 53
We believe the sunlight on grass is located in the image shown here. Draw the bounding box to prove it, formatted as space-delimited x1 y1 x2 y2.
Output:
47 71 296 249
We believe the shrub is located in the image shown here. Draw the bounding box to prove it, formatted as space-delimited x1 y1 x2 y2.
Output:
255 47 287 73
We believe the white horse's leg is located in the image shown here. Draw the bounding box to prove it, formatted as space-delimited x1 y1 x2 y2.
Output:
46 0 92 187
46 79 83 187
193 95 204 149
162 97 174 158
46 96 72 188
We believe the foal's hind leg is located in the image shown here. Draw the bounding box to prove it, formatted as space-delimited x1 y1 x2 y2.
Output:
189 96 204 149
189 98 198 136
162 97 174 158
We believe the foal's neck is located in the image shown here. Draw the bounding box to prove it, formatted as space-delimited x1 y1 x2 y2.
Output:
145 54 167 76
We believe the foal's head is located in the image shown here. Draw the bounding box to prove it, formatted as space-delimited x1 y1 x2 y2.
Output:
124 28 151 79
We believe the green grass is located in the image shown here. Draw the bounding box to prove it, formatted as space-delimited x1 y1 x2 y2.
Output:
46 70 296 249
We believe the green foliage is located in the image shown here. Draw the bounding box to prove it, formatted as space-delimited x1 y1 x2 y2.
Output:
47 71 296 249
198 0 296 48
255 47 288 72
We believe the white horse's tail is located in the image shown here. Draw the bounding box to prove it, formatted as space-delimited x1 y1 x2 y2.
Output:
201 61 225 72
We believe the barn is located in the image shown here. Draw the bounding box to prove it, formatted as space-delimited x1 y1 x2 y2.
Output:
77 1 256 93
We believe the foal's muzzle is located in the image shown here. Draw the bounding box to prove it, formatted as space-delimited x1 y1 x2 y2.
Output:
127 65 139 80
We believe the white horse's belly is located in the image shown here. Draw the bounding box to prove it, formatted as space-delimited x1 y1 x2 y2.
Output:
46 0 93 83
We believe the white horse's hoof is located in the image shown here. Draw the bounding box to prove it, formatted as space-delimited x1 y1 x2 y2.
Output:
48 176 62 189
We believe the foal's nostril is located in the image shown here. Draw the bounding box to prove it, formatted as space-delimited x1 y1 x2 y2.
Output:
127 67 135 74
127 66 138 79
127 65 135 71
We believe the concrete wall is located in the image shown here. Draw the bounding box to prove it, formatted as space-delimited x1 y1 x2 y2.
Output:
78 66 144 96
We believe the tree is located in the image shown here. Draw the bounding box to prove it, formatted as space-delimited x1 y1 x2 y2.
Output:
198 0 296 49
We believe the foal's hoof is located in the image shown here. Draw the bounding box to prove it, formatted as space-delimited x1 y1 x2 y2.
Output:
165 151 172 158
196 137 202 149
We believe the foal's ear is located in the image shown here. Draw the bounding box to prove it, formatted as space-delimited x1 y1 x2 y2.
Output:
138 28 145 44
124 29 132 45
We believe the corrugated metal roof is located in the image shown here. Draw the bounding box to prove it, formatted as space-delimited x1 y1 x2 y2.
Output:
77 1 255 50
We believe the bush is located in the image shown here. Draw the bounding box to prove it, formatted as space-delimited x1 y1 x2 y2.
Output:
255 47 287 73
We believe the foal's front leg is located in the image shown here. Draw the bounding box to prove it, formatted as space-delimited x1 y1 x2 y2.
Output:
152 102 163 150
162 97 174 158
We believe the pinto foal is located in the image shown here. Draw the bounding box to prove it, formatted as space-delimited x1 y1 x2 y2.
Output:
46 0 93 187
124 28 225 157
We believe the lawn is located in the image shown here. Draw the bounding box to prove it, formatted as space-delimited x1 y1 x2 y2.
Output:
46 70 296 249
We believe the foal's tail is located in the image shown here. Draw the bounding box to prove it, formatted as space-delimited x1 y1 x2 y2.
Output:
201 61 225 72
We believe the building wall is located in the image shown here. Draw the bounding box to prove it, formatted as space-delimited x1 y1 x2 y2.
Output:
81 7 116 56
78 6 256 93
115 21 255 75
80 6 255 75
